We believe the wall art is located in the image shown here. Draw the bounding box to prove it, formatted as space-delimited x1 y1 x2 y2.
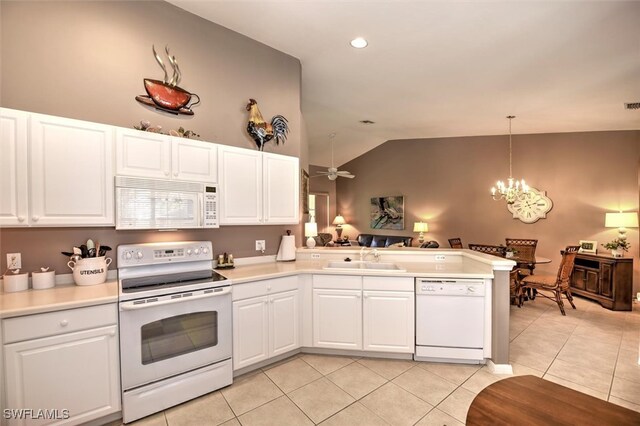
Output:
370 196 404 230
246 98 289 151
136 45 200 115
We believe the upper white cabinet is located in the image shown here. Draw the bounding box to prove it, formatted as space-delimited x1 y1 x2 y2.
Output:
219 145 299 225
0 108 29 226
29 113 114 227
263 152 300 224
219 146 263 224
116 128 218 184
1 109 114 227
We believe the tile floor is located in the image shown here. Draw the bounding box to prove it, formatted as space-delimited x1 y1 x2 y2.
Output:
125 296 640 425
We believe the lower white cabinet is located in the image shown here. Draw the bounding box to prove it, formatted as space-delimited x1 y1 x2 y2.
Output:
312 289 362 350
312 275 415 353
2 304 120 425
232 277 300 370
363 290 415 353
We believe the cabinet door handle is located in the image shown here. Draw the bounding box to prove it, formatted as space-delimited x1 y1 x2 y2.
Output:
270 299 274 304
32 215 40 222
17 216 25 222
356 294 361 299
60 320 69 327
164 171 170 177
267 285 272 291
363 294 369 299
109 330 116 337
174 172 179 177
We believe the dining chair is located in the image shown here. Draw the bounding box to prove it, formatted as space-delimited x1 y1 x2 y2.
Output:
448 238 464 249
505 238 538 275
468 243 506 257
519 246 580 315
468 244 523 307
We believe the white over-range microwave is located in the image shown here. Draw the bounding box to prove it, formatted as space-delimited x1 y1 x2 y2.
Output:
115 176 219 230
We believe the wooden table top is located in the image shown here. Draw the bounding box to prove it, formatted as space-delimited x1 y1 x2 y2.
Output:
467 375 640 426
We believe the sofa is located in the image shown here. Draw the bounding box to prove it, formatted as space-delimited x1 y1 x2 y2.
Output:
356 233 414 248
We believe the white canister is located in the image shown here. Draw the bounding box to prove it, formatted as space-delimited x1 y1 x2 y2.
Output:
3 273 29 292
68 256 112 286
32 270 56 290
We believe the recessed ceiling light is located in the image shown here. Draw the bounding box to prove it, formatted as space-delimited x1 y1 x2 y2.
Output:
350 37 368 49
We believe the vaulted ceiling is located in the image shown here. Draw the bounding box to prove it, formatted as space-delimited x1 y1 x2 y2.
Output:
168 1 640 166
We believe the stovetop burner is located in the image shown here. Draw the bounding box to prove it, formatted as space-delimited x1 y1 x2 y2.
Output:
121 269 227 294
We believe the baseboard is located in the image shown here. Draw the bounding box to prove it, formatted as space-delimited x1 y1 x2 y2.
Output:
486 359 513 375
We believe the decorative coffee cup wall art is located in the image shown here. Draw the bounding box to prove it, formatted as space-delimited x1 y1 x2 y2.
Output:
136 45 200 115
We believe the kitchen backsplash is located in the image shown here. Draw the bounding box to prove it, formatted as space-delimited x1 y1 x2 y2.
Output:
0 225 301 275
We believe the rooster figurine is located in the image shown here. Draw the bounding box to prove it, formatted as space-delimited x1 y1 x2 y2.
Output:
246 99 289 151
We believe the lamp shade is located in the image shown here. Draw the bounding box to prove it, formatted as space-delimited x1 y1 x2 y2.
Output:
605 212 639 228
413 222 428 233
304 222 318 237
332 215 346 226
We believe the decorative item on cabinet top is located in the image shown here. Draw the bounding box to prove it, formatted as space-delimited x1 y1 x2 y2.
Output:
135 45 200 115
246 99 289 151
133 120 200 139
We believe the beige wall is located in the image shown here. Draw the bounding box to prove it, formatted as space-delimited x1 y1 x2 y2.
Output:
0 1 304 272
337 130 640 292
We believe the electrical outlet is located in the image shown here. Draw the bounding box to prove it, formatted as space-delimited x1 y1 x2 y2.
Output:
311 253 321 259
435 255 446 261
7 253 22 269
255 240 266 251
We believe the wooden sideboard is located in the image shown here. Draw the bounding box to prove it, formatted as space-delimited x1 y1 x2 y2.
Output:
569 252 633 311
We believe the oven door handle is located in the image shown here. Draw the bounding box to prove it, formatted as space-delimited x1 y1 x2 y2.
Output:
120 286 231 311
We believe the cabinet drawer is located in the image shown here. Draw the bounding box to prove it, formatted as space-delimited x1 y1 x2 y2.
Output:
313 275 362 290
3 303 117 344
232 276 298 301
363 276 413 291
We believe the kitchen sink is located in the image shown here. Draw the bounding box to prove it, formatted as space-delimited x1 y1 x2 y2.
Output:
324 261 406 272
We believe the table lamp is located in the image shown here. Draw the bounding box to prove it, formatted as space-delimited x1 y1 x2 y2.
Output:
413 222 428 244
332 214 346 240
304 222 318 249
605 212 639 240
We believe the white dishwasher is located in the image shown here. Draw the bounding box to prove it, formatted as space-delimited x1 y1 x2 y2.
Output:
415 278 485 364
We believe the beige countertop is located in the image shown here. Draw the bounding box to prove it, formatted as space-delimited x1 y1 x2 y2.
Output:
0 280 118 319
0 257 495 318
217 259 495 284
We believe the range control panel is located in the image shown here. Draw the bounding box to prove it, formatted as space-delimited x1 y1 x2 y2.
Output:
118 241 213 267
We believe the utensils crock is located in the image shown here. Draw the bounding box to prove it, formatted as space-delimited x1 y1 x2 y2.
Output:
67 256 112 286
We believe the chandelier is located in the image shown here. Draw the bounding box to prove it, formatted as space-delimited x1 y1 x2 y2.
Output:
491 115 529 204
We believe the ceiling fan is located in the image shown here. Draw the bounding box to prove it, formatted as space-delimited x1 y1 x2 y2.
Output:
313 133 355 181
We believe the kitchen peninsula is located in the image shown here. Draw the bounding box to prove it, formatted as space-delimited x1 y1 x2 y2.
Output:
0 247 513 425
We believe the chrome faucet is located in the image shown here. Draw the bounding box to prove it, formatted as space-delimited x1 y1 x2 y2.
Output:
360 247 380 262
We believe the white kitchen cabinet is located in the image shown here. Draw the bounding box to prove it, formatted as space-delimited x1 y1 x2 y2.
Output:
171 137 218 183
3 304 120 426
270 290 300 356
232 277 300 370
233 296 270 370
363 290 415 353
0 108 29 226
262 152 299 224
219 145 299 225
219 145 262 224
313 289 362 350
30 114 114 226
312 275 414 354
116 128 171 179
116 129 218 183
